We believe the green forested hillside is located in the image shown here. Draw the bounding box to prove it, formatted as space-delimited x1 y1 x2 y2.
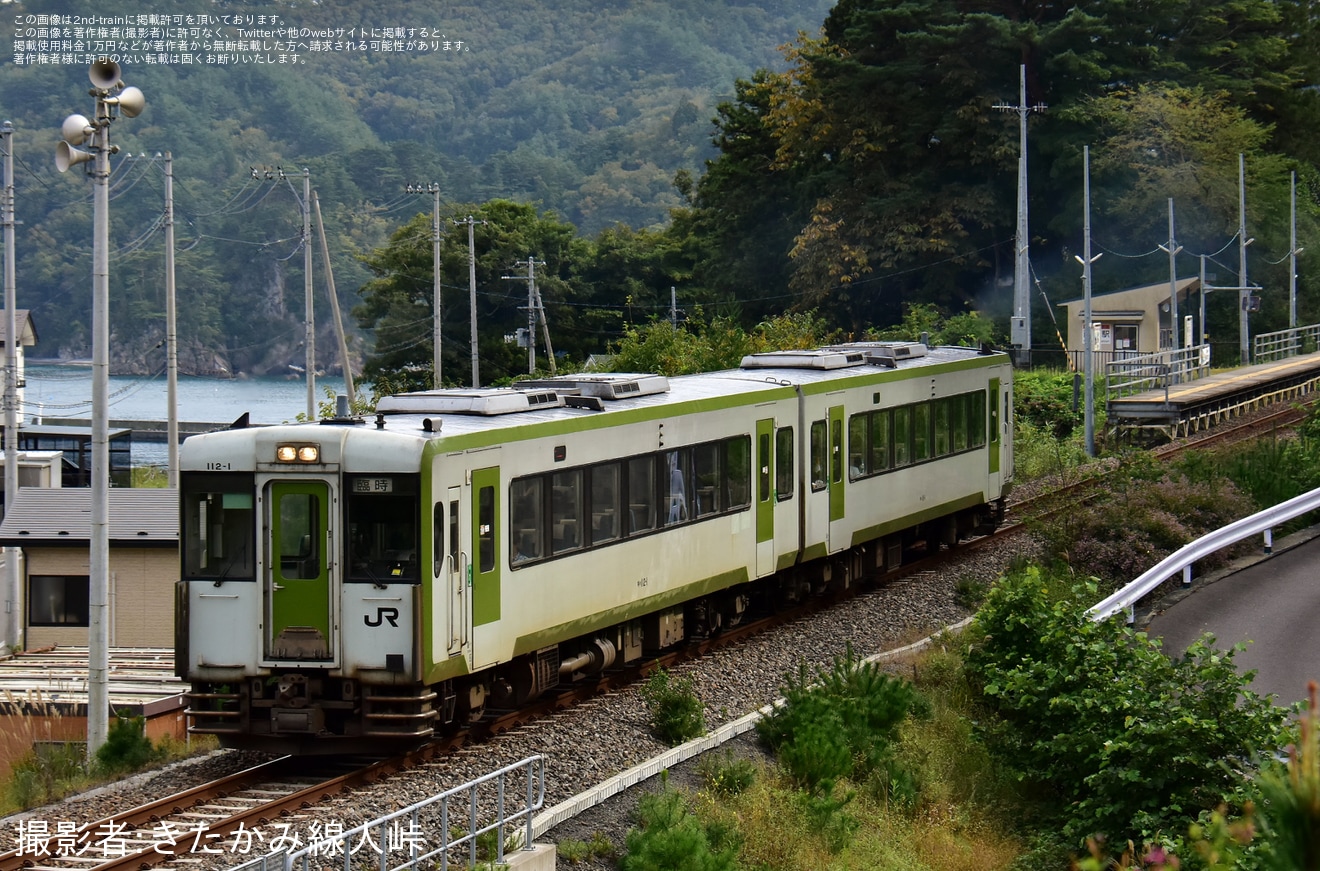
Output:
0 0 830 374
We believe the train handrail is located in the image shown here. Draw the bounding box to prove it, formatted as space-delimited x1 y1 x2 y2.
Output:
1088 486 1320 623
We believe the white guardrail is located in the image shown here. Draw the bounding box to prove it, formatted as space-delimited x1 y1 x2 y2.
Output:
1088 485 1320 623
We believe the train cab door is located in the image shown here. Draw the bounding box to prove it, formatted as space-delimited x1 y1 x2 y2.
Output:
755 418 775 576
264 479 336 663
443 485 469 661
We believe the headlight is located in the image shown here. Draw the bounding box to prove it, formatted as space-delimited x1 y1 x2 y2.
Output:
276 444 320 463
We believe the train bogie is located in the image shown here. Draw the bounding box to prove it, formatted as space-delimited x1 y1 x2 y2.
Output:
177 342 1013 752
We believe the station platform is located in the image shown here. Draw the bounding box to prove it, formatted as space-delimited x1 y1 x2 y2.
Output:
1106 350 1320 439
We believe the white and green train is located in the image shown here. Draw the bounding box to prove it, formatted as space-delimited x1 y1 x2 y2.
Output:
176 342 1013 753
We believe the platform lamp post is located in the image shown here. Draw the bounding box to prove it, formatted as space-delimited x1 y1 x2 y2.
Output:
56 59 144 759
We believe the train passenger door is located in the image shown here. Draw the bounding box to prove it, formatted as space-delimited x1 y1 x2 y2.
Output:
755 418 775 576
827 404 846 552
470 466 501 670
264 479 335 663
988 378 1001 476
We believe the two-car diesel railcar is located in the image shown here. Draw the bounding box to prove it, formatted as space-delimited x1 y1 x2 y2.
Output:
176 342 1013 753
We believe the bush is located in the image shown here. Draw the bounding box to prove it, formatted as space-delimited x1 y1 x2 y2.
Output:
640 667 706 746
695 751 758 797
1035 456 1256 590
756 645 920 795
94 713 163 776
620 784 739 871
964 566 1289 845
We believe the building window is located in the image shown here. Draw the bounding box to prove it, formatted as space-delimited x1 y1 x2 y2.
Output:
30 575 89 626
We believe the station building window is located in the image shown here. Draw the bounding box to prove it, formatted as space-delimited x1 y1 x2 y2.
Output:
29 575 89 626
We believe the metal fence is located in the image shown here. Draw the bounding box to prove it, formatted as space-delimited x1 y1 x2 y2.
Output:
1253 324 1320 363
1102 344 1212 401
222 755 546 871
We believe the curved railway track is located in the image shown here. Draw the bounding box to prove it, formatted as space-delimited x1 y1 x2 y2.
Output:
5 400 1311 871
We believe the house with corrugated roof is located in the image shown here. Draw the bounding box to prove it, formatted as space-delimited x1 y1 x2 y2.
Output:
0 487 177 648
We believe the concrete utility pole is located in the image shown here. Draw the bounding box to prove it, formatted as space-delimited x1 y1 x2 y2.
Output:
303 168 315 418
164 153 178 487
503 257 548 374
1159 198 1182 352
1075 146 1101 459
453 215 486 388
1 121 19 654
1290 171 1304 330
1236 154 1255 365
994 64 1046 368
312 191 355 407
407 184 443 388
56 59 145 758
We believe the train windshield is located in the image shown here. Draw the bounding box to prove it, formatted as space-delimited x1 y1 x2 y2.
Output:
346 474 421 584
181 472 257 581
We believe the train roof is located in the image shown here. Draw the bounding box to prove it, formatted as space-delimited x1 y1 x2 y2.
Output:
363 343 1004 441
177 343 1007 467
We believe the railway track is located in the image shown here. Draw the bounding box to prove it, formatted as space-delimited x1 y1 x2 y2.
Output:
6 402 1308 871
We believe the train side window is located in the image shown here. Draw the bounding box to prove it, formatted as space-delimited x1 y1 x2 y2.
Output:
551 469 584 554
726 436 750 509
591 463 621 545
830 418 843 484
510 477 545 564
893 406 912 467
869 409 891 472
663 449 690 525
775 427 794 500
952 394 969 452
809 420 827 491
477 486 495 573
693 442 721 518
181 475 255 581
913 402 931 462
973 390 988 447
934 398 952 457
848 414 867 480
627 456 656 534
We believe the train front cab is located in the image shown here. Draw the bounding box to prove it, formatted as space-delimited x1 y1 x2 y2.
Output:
179 432 433 751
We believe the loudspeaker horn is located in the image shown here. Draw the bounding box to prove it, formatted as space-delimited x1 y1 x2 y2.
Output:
113 86 145 118
89 58 121 90
61 113 91 146
55 141 94 173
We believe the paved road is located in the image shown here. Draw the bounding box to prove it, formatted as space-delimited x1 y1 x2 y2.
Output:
1146 531 1320 709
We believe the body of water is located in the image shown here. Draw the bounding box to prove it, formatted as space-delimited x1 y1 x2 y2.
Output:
22 365 354 468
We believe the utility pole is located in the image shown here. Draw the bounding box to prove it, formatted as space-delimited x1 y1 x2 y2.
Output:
164 153 178 487
994 64 1046 368
56 59 145 757
1 121 18 654
1159 199 1182 352
1290 171 1304 331
1075 146 1101 459
407 184 443 388
503 256 547 374
1237 154 1255 366
670 286 677 328
312 191 355 406
303 168 315 418
453 215 486 387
